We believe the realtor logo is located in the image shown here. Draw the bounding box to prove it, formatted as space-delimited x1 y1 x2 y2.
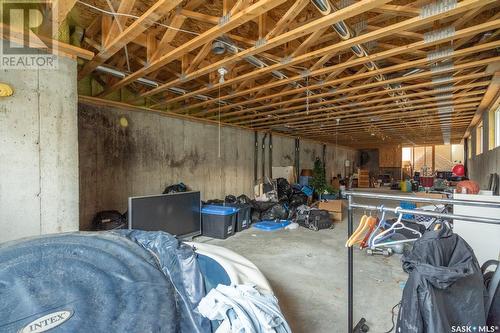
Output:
0 0 58 69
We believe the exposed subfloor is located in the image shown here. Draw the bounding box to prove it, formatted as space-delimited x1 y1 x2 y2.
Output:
196 196 408 333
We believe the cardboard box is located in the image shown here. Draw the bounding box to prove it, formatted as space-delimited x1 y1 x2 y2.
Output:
319 200 345 222
329 211 343 223
318 200 344 213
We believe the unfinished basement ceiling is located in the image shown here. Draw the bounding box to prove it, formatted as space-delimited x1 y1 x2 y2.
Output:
74 0 500 147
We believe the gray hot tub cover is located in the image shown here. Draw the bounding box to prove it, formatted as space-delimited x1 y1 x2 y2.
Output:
0 230 210 332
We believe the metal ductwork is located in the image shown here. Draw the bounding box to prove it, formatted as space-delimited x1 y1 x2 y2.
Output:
311 0 331 14
212 40 226 55
309 0 411 109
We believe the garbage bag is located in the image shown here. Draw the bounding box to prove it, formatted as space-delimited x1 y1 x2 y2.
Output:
92 210 127 230
289 192 308 208
237 194 251 205
396 224 487 333
224 195 237 204
276 178 292 201
250 200 276 212
0 231 209 333
205 199 224 205
163 182 188 194
261 203 289 220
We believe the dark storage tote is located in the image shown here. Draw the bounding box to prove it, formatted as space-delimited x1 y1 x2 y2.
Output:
201 205 238 239
227 203 251 232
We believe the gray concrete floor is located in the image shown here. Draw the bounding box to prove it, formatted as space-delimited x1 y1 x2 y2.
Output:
197 194 409 333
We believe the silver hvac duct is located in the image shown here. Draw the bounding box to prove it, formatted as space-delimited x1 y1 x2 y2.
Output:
221 37 289 81
310 1 418 97
95 66 218 101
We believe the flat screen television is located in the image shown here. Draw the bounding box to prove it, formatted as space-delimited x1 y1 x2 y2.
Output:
128 191 201 239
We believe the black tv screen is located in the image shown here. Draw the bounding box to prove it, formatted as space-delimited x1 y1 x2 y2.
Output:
128 191 201 238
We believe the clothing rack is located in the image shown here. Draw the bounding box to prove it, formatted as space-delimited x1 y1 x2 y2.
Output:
345 191 500 333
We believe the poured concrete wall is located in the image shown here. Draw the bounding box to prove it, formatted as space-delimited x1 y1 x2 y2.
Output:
79 103 255 230
468 112 500 188
79 104 358 230
259 133 358 181
0 57 79 243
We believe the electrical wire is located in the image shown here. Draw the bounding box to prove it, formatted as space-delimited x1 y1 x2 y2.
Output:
77 0 326 118
103 0 131 72
76 0 293 68
383 301 401 333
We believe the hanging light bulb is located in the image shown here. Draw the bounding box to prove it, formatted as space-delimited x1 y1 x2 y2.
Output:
217 67 228 84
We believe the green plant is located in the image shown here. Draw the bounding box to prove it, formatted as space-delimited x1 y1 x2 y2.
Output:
310 158 328 195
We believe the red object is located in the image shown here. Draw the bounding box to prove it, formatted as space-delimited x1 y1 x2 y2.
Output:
421 176 434 188
456 180 480 194
452 163 466 177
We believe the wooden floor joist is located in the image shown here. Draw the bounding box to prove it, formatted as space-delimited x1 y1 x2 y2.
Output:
55 0 500 145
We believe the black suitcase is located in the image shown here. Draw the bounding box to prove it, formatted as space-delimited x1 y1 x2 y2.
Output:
295 207 333 231
307 209 333 231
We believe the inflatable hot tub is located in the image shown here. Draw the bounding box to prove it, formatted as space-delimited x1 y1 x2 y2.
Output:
0 231 272 333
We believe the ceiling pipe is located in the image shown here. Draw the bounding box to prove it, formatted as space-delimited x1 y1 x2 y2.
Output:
310 0 412 109
94 65 225 103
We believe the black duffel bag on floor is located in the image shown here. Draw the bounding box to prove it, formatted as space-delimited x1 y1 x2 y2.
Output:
295 206 333 231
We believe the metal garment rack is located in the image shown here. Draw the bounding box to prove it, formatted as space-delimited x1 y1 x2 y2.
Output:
345 191 500 333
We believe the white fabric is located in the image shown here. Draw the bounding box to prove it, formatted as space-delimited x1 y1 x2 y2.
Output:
197 284 292 333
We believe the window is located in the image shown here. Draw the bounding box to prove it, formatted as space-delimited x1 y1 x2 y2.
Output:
476 121 483 155
403 144 464 173
402 147 412 163
451 144 464 164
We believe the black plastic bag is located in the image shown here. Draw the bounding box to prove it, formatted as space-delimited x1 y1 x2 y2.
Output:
276 178 292 201
92 210 127 230
163 182 188 194
250 200 276 212
289 192 308 208
261 203 289 220
396 225 487 333
205 199 224 205
237 194 251 205
224 195 237 204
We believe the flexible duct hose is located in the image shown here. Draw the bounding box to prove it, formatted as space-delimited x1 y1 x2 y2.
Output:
0 83 13 97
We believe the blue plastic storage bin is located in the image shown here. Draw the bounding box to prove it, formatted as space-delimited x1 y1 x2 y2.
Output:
400 201 416 219
299 176 312 186
202 205 238 239
301 185 314 197
253 220 291 231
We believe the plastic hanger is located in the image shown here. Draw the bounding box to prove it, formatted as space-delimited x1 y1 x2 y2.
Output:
346 215 366 247
360 217 379 249
367 207 387 248
348 216 376 247
346 215 370 247
373 208 422 247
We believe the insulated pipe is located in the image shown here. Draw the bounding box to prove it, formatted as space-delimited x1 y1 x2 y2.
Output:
254 131 259 183
322 144 327 179
295 138 301 182
269 133 273 179
261 133 268 181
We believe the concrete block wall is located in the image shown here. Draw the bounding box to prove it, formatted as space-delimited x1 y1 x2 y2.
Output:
0 57 79 243
79 103 358 230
